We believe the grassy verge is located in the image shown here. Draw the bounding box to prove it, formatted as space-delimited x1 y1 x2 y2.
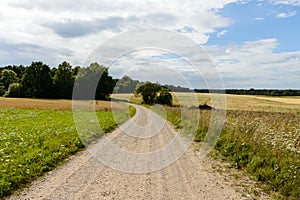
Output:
0 105 135 197
215 111 300 199
156 106 300 199
129 105 136 117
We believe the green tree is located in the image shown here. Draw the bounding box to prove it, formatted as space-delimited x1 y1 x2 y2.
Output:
21 62 53 98
0 69 18 90
11 65 25 79
0 65 25 79
0 86 5 96
53 61 74 99
155 87 173 106
135 82 160 105
5 83 22 97
74 63 115 100
114 75 139 93
135 82 173 105
72 66 81 77
50 68 57 79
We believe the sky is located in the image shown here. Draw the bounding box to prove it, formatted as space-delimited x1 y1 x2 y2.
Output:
0 0 299 89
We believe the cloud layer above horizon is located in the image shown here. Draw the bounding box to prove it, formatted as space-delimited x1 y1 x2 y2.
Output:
0 0 299 89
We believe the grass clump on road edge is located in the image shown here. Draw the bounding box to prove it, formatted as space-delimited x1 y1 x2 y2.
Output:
0 105 135 197
128 105 136 117
157 106 300 199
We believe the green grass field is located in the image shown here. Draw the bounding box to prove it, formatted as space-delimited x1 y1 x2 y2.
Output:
0 100 135 197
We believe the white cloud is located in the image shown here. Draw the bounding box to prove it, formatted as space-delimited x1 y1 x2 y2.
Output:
217 30 228 38
1 0 299 89
0 0 238 67
204 39 300 88
254 17 264 20
272 0 300 6
107 49 200 88
276 11 297 18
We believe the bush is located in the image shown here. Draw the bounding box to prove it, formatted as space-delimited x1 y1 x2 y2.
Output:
155 88 172 106
135 82 173 106
0 86 5 96
5 83 22 97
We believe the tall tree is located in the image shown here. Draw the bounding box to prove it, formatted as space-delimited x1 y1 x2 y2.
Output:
5 83 22 97
0 69 18 90
50 68 57 79
53 61 74 99
11 65 25 79
135 82 161 105
135 82 173 105
155 87 173 106
21 62 53 98
0 65 25 80
114 75 139 93
72 66 81 77
74 63 115 100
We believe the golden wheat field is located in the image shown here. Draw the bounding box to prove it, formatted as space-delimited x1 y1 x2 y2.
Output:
0 97 124 111
112 93 300 113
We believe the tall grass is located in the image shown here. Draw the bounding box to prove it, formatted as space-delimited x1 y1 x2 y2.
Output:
216 111 300 198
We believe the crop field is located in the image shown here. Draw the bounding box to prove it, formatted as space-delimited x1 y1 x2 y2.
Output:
176 93 300 198
113 92 300 113
113 92 300 198
0 97 125 111
0 98 134 196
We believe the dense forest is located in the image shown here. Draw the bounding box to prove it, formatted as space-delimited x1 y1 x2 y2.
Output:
0 61 115 99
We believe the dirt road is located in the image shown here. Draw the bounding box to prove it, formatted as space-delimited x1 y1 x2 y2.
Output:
8 105 255 199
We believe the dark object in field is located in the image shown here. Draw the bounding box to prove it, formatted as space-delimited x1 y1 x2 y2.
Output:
198 103 214 110
189 103 214 110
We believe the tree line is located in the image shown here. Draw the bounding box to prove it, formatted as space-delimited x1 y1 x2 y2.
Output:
4 60 296 103
0 62 173 105
0 61 115 99
194 89 300 96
